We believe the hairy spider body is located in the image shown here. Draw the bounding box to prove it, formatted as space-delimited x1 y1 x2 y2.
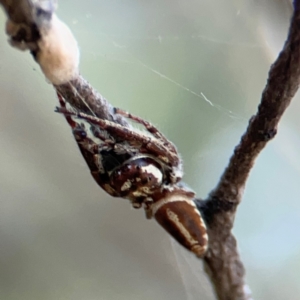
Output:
56 94 208 257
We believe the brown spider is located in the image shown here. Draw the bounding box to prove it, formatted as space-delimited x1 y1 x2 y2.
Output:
56 93 208 257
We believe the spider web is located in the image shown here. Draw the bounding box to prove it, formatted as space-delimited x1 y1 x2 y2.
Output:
80 30 263 122
170 239 215 300
96 39 243 121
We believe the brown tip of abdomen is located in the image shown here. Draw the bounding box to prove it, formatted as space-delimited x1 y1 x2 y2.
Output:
154 199 208 257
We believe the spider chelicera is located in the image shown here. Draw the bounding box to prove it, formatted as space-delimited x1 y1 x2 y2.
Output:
56 93 208 257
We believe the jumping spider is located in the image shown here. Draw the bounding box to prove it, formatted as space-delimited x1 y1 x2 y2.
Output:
56 93 208 257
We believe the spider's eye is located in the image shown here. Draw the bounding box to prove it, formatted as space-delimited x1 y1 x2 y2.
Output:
109 157 164 196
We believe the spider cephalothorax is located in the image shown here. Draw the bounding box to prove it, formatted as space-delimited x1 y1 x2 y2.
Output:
56 94 208 257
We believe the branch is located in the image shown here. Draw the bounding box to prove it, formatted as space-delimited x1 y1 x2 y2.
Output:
1 1 300 300
0 0 128 126
55 77 129 126
196 3 300 299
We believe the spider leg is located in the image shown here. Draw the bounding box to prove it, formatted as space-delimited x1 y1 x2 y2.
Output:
114 109 184 182
57 92 115 149
56 97 121 196
91 126 113 143
115 108 178 154
56 107 181 168
57 92 77 128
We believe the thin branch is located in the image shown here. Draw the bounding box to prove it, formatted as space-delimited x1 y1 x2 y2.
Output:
196 3 300 300
0 0 128 126
55 77 129 126
1 1 300 300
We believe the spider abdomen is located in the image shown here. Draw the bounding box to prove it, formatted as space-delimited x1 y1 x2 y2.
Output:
152 194 208 257
109 156 164 197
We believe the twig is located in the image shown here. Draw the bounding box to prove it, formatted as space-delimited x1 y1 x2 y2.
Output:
196 3 300 299
0 0 128 126
55 77 129 126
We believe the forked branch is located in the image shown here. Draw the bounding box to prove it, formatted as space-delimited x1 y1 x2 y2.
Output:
197 3 300 299
1 1 300 300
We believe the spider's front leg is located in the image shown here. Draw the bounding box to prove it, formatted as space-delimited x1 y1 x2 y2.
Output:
70 124 122 197
114 108 177 154
56 107 182 177
114 108 184 182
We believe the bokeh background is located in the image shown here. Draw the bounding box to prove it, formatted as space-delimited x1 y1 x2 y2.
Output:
0 1 299 299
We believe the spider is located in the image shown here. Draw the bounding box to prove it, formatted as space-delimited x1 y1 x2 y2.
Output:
56 93 208 258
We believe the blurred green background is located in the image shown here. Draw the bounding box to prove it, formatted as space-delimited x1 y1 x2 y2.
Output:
0 1 299 299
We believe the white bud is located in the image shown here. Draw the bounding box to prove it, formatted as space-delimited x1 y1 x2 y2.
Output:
37 14 80 85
